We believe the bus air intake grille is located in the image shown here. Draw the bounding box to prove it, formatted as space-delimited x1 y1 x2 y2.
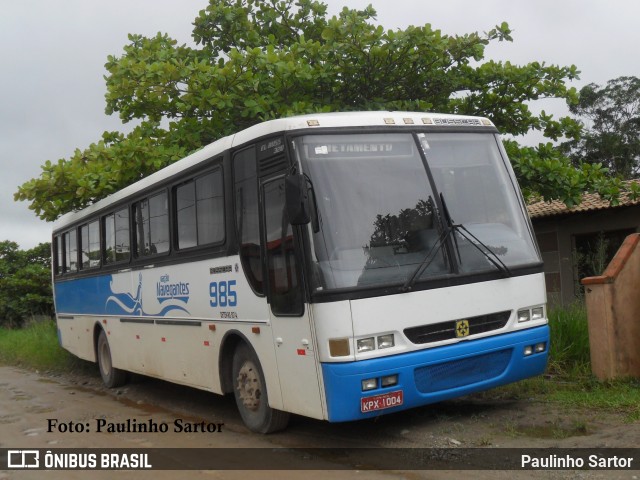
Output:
259 155 288 176
403 310 511 344
414 349 512 393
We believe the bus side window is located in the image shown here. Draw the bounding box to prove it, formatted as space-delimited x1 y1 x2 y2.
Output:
233 147 264 295
80 220 100 269
176 169 225 249
64 229 78 273
134 192 169 257
196 170 224 245
54 234 64 275
104 208 130 264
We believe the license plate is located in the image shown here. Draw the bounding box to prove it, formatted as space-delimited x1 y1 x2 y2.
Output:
360 390 404 413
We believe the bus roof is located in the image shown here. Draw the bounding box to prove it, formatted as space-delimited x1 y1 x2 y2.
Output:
52 111 494 231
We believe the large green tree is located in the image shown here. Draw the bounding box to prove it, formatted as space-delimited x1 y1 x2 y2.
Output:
15 0 637 220
562 76 640 179
0 241 54 327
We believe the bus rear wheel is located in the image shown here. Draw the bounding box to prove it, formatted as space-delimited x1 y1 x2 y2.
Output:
97 330 128 388
232 343 289 433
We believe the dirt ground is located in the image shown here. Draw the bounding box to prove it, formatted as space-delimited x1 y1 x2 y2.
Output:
0 365 638 479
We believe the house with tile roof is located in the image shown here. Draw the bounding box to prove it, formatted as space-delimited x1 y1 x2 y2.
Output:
527 185 640 306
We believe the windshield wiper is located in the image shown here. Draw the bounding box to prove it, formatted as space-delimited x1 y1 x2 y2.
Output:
401 194 511 292
454 223 512 278
439 193 511 278
401 195 452 292
401 224 454 292
439 193 461 265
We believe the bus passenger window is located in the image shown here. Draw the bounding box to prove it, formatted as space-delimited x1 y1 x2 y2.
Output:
196 171 224 245
54 234 63 275
80 220 100 269
176 169 225 250
64 229 78 273
134 192 169 257
177 182 197 249
104 208 130 264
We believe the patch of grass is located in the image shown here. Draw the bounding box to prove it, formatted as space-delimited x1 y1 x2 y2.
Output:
546 378 640 422
543 305 640 420
515 418 589 439
547 303 591 376
0 320 91 373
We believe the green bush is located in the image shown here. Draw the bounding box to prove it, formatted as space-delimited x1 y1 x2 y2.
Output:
547 303 591 375
0 241 54 327
0 320 88 372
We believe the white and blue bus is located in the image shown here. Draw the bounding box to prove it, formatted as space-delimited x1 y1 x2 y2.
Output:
52 112 549 433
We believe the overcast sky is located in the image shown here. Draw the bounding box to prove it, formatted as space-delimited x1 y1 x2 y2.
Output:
1 0 638 249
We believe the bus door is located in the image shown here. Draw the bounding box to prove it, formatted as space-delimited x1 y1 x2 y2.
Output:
261 175 324 419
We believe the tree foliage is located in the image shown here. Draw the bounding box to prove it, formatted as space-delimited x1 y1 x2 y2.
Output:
0 241 54 327
15 0 634 220
562 76 640 180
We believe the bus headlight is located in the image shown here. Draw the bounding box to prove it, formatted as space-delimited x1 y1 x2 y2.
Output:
517 309 530 323
532 307 544 321
377 334 395 349
518 305 546 323
357 337 375 353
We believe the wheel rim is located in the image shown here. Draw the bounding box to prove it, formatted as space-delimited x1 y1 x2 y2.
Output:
236 360 261 411
99 340 112 376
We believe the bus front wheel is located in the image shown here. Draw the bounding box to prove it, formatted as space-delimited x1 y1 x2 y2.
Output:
97 330 128 388
232 343 289 433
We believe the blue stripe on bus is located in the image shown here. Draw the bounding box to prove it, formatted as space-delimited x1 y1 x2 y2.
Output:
321 325 549 422
55 274 189 317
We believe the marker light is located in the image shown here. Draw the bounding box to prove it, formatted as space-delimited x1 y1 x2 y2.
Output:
329 338 350 357
381 374 398 388
362 378 377 391
377 334 395 349
357 337 375 353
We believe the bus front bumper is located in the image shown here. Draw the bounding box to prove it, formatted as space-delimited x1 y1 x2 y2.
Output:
321 325 549 422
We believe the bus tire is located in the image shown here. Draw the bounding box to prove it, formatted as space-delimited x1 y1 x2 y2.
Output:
97 330 128 388
232 343 289 433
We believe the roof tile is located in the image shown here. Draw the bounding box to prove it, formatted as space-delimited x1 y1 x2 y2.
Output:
527 181 640 218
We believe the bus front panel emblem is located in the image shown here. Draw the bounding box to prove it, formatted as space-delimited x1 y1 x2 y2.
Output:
455 319 470 338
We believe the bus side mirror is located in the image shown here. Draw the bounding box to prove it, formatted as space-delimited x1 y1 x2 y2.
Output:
285 174 311 225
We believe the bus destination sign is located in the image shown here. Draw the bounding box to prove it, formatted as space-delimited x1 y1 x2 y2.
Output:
308 141 413 158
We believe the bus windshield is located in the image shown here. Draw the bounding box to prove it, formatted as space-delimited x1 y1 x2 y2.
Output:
295 132 540 291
